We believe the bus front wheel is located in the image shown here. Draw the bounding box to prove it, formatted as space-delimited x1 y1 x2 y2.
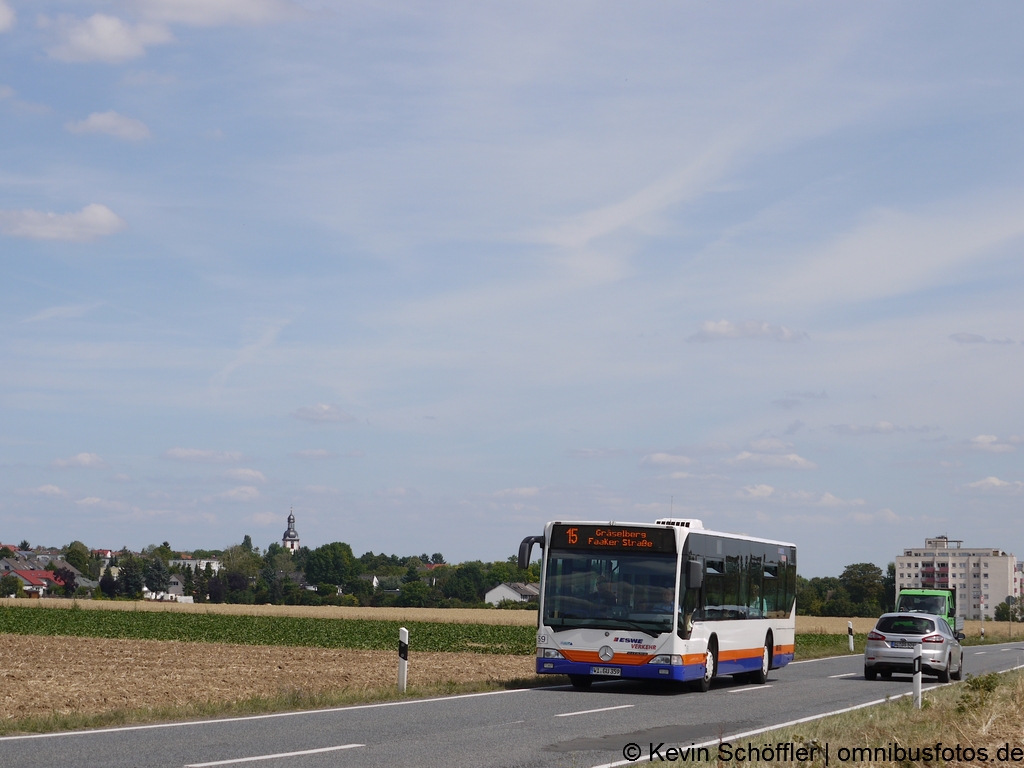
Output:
692 641 717 693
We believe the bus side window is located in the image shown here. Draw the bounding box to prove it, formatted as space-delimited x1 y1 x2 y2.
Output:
763 563 779 617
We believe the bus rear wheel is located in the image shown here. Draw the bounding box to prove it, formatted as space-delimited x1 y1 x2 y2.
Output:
568 674 592 690
749 636 772 685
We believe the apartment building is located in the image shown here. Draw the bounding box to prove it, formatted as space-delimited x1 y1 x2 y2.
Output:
896 536 1018 620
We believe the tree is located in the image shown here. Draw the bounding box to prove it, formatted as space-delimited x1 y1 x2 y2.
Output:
396 580 430 607
64 541 90 573
207 575 226 603
305 542 358 586
431 553 446 565
402 565 421 584
145 541 174 564
442 562 486 603
145 557 171 593
883 562 896 612
100 566 118 599
18 540 30 551
52 566 78 597
0 574 23 597
839 562 885 615
118 555 145 598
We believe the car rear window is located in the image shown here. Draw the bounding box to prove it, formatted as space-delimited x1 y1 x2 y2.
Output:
876 616 935 635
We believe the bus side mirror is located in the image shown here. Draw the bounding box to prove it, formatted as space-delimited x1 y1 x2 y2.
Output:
518 536 544 571
688 559 703 590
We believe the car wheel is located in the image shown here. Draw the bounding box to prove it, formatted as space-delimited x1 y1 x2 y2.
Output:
749 638 771 685
937 656 950 684
951 653 963 681
864 665 878 681
568 674 592 690
692 641 716 692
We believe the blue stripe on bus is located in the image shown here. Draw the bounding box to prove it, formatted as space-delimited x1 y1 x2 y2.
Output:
536 658 704 682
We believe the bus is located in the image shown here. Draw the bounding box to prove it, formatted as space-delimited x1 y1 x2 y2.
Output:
519 517 797 691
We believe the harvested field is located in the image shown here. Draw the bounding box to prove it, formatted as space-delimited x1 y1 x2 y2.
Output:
796 616 877 634
0 598 537 626
0 634 535 720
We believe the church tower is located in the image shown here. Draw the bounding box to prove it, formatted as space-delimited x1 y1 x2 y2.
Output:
282 508 300 553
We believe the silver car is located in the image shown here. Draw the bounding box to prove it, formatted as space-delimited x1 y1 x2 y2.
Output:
864 613 964 682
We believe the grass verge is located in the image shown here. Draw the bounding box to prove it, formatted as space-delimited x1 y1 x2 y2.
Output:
661 669 1024 766
0 675 559 737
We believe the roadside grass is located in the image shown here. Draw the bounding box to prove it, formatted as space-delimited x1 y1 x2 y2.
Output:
0 675 559 737
663 669 1024 766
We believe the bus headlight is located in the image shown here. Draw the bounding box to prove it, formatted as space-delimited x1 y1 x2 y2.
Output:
537 648 565 659
648 654 683 666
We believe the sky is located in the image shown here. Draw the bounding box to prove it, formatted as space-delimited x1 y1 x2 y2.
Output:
2 1 1023 577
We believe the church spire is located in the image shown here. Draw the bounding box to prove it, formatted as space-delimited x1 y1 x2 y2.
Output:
282 507 300 553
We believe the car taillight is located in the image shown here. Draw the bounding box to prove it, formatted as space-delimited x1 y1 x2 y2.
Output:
867 631 885 641
921 634 944 643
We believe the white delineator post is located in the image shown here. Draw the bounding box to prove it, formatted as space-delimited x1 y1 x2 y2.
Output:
913 640 922 709
848 621 854 653
398 627 409 693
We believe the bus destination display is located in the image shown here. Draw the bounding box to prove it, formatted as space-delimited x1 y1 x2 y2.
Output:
552 524 675 553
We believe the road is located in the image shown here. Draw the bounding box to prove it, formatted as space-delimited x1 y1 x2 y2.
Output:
4 642 1024 768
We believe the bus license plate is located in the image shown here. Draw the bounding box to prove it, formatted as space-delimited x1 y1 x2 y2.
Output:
591 666 621 676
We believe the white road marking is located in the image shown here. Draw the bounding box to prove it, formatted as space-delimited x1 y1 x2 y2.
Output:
0 687 547 742
185 744 364 766
975 651 988 655
790 654 857 664
828 672 859 678
555 704 634 718
727 685 774 693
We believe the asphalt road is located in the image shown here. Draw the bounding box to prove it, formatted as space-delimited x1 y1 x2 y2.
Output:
4 642 1024 768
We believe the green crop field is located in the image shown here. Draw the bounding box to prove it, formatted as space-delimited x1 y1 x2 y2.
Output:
0 605 535 655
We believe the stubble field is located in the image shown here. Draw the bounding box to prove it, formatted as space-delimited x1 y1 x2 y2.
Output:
0 633 535 721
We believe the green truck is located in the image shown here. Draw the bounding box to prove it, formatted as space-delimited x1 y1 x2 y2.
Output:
895 588 964 631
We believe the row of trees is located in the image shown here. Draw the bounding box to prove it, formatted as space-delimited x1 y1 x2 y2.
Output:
796 562 896 617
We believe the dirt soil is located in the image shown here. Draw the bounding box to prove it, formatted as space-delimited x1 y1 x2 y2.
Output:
0 634 535 719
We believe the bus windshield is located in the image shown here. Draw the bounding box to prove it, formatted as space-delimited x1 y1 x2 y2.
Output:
897 594 947 615
543 548 678 636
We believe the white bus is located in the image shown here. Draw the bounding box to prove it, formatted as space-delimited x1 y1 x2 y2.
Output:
519 518 797 690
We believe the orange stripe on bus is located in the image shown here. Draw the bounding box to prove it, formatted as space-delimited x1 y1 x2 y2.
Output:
718 648 765 662
560 650 655 666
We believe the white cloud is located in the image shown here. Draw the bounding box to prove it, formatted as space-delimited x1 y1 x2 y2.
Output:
22 302 103 323
567 448 628 458
949 332 1014 345
225 468 267 483
251 512 277 527
162 447 243 463
290 403 355 423
0 84 12 99
828 422 933 436
66 111 151 141
216 486 260 501
48 14 173 63
687 320 807 343
293 449 335 460
850 508 900 525
738 484 775 499
0 1 15 32
964 476 1024 493
968 435 1016 453
641 452 692 467
52 452 108 468
21 484 67 497
76 497 103 505
305 485 340 495
748 438 790 453
141 0 301 27
0 204 127 241
724 451 818 470
494 487 540 498
668 471 691 479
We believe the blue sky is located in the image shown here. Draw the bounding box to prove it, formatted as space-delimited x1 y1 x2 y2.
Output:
2 2 1023 577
